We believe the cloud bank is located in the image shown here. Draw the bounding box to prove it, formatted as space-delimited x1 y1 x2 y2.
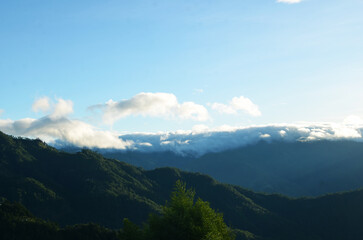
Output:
1 96 363 156
211 96 261 116
90 92 210 125
0 98 133 149
2 109 363 155
117 121 363 156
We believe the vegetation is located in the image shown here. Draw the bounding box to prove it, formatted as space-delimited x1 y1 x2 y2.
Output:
146 180 234 240
0 181 234 240
102 140 363 196
2 131 363 239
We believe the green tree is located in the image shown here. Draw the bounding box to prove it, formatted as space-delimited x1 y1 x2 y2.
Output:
146 180 235 240
119 218 144 240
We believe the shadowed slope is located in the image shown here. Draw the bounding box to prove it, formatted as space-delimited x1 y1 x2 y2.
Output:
2 131 363 239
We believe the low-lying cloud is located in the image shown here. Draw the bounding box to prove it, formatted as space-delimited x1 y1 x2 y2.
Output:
2 97 363 156
0 98 132 149
117 122 363 156
90 92 210 125
211 96 261 116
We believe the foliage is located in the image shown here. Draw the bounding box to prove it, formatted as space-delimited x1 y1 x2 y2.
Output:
60 223 119 240
119 218 144 240
3 131 363 240
0 199 59 240
0 182 235 240
146 180 235 240
103 140 363 197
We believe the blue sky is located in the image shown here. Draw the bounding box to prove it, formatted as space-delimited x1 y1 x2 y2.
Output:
1 0 363 145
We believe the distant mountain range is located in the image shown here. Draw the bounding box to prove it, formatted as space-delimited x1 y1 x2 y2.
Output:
97 140 363 197
2 131 363 240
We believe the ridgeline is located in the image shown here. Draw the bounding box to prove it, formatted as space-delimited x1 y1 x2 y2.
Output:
1 131 363 240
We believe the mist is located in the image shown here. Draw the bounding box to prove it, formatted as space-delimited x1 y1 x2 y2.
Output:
109 123 363 156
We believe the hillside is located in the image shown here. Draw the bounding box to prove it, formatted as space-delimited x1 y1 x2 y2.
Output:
102 140 363 196
2 131 363 239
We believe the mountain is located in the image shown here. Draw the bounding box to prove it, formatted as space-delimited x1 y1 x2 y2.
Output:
0 198 125 240
101 140 363 196
2 131 363 240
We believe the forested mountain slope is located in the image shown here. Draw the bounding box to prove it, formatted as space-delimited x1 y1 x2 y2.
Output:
1 131 363 240
103 140 363 196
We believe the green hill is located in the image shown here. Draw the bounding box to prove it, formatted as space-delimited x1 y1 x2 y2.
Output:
1 131 363 240
102 140 363 196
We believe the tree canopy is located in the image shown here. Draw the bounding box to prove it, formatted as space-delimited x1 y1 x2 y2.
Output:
1 182 235 240
145 180 235 240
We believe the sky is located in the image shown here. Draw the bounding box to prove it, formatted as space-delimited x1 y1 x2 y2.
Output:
1 0 363 150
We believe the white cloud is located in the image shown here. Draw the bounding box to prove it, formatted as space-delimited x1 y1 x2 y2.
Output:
277 0 302 4
333 126 361 139
50 98 74 119
177 102 209 121
279 130 287 137
32 97 73 119
211 103 236 114
2 96 363 155
260 133 271 138
343 115 363 125
32 97 51 113
116 121 363 156
0 97 133 149
211 96 261 117
0 116 133 149
192 124 210 132
0 109 3 116
91 92 210 124
1 113 363 155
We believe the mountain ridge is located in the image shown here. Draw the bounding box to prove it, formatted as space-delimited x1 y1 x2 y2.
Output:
1 131 363 239
99 140 363 196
